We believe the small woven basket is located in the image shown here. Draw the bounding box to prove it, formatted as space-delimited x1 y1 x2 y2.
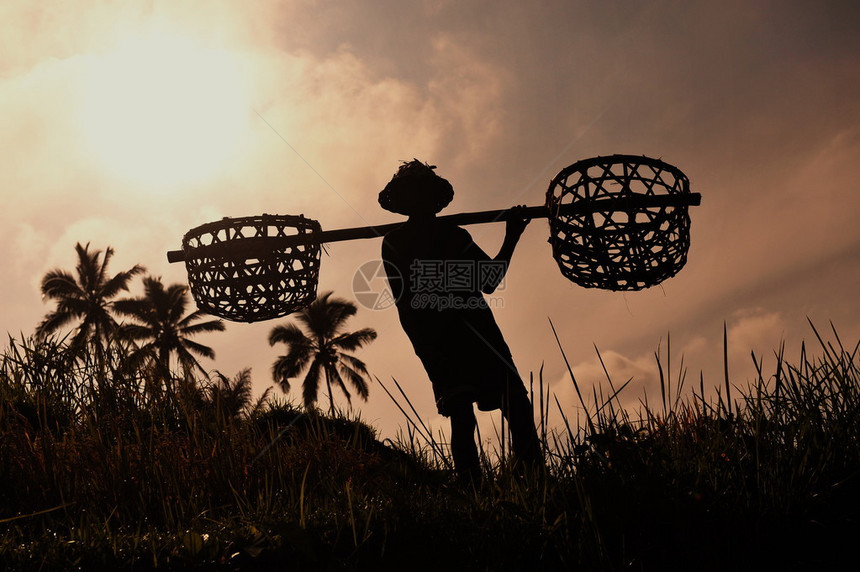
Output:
546 155 692 291
182 214 321 322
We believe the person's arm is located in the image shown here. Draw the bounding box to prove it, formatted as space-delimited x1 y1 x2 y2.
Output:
481 205 529 294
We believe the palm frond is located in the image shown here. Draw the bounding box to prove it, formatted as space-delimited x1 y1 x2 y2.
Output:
121 345 157 372
101 264 145 299
179 318 225 336
181 338 217 360
142 277 169 316
175 345 208 377
302 357 323 409
74 242 100 291
52 298 90 321
331 328 377 351
271 359 292 393
338 361 369 400
327 364 351 404
112 298 156 322
96 245 115 288
117 323 157 342
40 270 82 299
271 342 314 382
165 283 190 324
269 323 313 347
338 353 370 377
324 300 359 338
35 311 78 339
294 291 359 340
293 294 329 338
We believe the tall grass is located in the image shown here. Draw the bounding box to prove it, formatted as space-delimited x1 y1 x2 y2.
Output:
1 325 858 570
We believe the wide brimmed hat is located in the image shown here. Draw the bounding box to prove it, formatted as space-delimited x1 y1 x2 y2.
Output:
378 159 454 215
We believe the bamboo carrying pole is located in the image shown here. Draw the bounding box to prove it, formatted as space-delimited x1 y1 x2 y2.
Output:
166 193 701 264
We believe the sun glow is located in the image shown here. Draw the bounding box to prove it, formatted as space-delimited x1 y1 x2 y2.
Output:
79 30 251 190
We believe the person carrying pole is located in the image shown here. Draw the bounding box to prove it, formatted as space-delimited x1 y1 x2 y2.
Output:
379 159 542 484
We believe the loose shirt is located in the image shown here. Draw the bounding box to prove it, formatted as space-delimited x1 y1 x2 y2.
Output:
381 219 525 415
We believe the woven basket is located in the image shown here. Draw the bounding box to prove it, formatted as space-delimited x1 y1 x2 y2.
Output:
181 214 321 322
546 155 692 291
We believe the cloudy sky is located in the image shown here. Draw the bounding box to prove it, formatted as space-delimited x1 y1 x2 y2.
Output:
2 1 858 441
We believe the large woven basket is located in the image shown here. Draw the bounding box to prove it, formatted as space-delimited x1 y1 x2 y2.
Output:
181 214 321 322
546 155 692 291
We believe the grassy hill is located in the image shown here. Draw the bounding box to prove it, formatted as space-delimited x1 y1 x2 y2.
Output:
1 329 859 570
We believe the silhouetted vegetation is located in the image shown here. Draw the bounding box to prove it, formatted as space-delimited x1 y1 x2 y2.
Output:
269 292 377 415
2 323 858 570
114 274 225 401
1 245 858 570
35 242 144 362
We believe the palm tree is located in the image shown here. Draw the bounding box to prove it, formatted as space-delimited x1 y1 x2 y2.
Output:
36 242 144 359
114 276 225 397
268 291 377 414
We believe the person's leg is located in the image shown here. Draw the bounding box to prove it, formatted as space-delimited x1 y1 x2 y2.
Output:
448 401 481 484
500 382 543 469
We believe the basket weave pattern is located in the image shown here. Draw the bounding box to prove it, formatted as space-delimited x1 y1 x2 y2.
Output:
546 155 692 291
182 214 321 322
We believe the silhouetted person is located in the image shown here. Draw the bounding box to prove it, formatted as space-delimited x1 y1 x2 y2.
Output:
379 160 542 484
